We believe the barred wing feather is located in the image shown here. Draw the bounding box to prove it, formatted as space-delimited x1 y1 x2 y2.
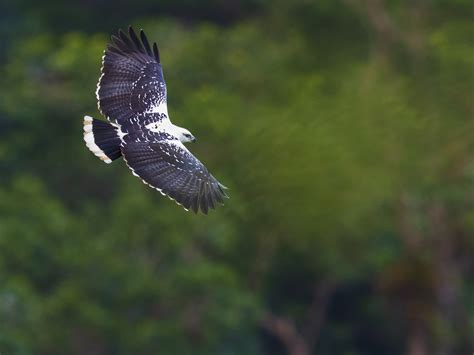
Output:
96 27 167 124
121 140 227 214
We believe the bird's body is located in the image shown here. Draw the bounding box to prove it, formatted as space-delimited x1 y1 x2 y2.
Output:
83 27 227 214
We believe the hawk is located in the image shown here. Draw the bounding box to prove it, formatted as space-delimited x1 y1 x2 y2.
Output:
83 27 228 214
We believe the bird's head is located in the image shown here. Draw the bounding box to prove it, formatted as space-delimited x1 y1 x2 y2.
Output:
175 126 196 143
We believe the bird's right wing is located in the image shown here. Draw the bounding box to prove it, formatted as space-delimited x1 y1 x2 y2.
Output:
96 27 168 125
121 138 228 214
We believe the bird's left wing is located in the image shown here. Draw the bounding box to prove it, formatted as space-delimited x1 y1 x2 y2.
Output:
121 138 228 214
96 27 168 125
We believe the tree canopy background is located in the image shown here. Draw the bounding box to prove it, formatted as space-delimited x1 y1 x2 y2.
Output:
0 1 473 354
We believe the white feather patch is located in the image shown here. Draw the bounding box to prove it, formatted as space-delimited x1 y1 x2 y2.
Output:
148 101 169 116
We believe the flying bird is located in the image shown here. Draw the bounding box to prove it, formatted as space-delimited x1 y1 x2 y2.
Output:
83 27 228 214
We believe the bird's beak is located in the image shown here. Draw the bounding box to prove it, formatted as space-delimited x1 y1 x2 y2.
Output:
192 137 197 143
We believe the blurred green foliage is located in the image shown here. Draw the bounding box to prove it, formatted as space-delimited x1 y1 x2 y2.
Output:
0 1 473 354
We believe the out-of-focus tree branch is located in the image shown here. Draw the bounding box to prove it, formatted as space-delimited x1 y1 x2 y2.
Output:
261 312 310 355
302 279 336 353
345 0 401 53
261 279 335 355
428 201 467 355
345 0 429 60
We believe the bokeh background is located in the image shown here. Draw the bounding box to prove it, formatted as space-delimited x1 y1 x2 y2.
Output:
1 1 473 354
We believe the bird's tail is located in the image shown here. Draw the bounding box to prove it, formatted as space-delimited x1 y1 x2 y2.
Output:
83 116 122 164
